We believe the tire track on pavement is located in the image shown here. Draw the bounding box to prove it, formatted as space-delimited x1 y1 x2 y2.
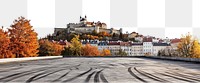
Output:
85 71 96 82
0 67 23 73
158 72 193 82
62 68 92 82
0 66 56 82
134 67 167 82
128 67 146 82
52 64 81 82
27 64 81 82
0 64 80 82
26 68 66 83
166 72 200 82
52 71 71 82
100 72 108 83
94 69 103 83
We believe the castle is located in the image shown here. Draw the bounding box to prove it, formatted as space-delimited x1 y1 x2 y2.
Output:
54 15 122 36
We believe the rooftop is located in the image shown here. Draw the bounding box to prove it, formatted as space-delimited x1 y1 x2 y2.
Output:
153 43 170 46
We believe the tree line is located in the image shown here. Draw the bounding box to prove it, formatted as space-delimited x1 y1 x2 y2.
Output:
158 33 200 58
0 17 111 58
61 35 111 57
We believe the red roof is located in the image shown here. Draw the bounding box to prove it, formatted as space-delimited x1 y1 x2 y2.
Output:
159 40 164 43
143 37 153 42
86 22 94 25
171 39 181 43
120 42 131 46
108 42 120 45
59 41 71 46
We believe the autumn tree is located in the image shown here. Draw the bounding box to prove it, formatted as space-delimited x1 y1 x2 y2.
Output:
177 33 193 57
190 40 200 58
62 46 72 57
177 33 200 58
8 17 39 57
99 31 110 37
70 35 82 56
0 27 14 58
82 44 100 56
100 49 111 56
52 41 64 56
39 39 63 56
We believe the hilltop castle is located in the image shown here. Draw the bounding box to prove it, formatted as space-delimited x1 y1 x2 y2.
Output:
54 15 122 36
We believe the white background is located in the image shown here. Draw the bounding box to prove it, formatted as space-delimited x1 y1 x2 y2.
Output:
0 0 200 39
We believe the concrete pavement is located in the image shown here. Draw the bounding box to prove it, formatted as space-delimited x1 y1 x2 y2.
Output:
0 57 200 83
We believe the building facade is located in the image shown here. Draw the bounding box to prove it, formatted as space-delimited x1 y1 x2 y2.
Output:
132 43 143 56
152 43 171 56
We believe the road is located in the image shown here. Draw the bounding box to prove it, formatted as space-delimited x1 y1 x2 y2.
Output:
0 57 200 83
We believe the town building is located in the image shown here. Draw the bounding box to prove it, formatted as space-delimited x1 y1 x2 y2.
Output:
107 42 121 55
120 42 132 56
132 43 143 56
98 41 109 51
143 37 153 55
152 43 171 56
170 38 181 50
79 38 179 56
81 40 98 47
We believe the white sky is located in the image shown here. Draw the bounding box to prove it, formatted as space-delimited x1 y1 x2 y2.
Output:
1 0 198 39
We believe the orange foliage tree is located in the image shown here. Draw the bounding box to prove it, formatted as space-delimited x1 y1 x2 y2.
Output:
99 31 111 37
8 17 39 57
82 44 100 56
86 35 98 40
0 27 14 58
39 39 63 56
101 49 111 56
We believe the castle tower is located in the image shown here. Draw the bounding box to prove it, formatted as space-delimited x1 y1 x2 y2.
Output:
85 15 87 19
80 15 87 24
120 28 123 33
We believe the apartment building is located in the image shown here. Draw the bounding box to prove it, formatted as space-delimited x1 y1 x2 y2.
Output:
120 42 132 56
153 43 171 56
132 43 143 56
143 37 153 55
80 38 180 56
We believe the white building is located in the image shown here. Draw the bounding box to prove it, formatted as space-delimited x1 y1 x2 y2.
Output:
98 41 109 51
143 37 153 55
132 43 143 56
152 43 171 56
108 42 121 55
120 42 132 56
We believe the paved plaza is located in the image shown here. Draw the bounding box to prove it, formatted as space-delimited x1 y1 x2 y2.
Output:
0 57 200 83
